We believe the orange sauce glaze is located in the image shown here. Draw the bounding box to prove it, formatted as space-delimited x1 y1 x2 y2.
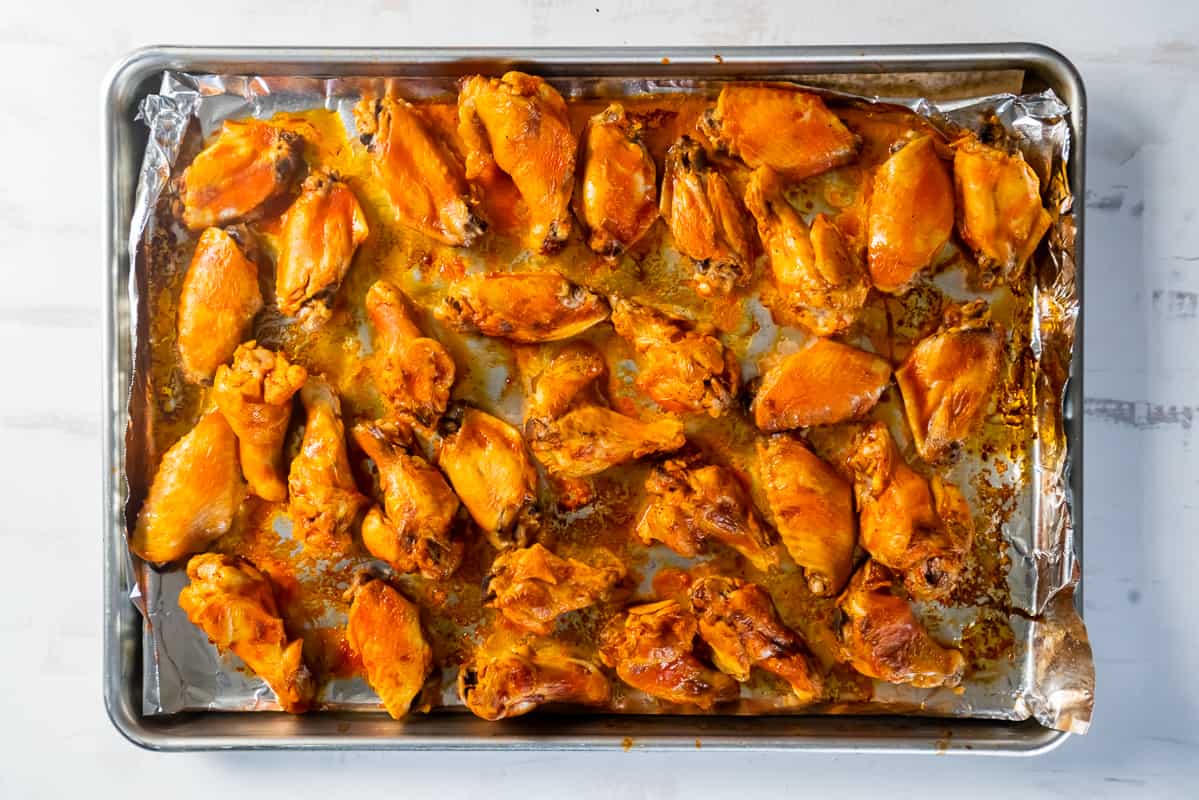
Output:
140 87 1034 712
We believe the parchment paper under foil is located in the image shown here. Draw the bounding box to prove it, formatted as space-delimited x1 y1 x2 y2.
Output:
125 69 1093 734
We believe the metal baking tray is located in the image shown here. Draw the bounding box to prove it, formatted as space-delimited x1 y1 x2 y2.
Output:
102 44 1085 754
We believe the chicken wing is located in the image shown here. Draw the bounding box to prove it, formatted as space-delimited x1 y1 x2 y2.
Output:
745 167 868 336
212 342 307 502
867 136 955 294
755 434 856 595
484 543 625 634
636 454 781 572
751 338 891 431
346 577 432 719
275 171 369 316
698 85 859 180
690 576 824 703
352 421 463 580
574 103 658 256
366 280 456 428
355 96 485 247
179 553 314 712
896 301 1003 462
522 342 686 478
954 138 1052 286
836 560 965 688
599 599 739 709
438 408 537 549
659 136 754 296
131 410 246 564
178 119 302 231
459 633 610 721
458 72 576 254
609 297 740 417
437 272 609 343
847 422 974 600
287 377 368 553
177 227 264 383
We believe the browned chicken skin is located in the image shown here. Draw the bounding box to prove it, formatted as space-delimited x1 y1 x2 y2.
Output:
460 631 610 720
745 167 868 336
752 338 891 431
599 599 739 709
699 85 859 180
355 96 485 247
690 576 824 703
954 138 1052 286
366 280 456 429
523 342 686 479
352 421 463 580
437 272 609 343
847 422 974 601
213 342 307 502
484 543 625 634
177 228 264 383
574 103 658 256
659 136 754 296
178 120 302 231
896 301 1003 462
179 553 314 712
346 577 432 719
438 408 537 549
756 434 856 596
609 297 740 417
275 171 369 316
867 136 955 294
636 453 781 572
837 560 965 688
287 377 368 553
459 72 577 254
131 410 246 564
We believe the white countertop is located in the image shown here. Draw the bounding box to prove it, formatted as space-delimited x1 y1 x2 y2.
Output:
2 0 1195 797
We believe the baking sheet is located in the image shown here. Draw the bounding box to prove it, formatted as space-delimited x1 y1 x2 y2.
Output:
123 68 1093 734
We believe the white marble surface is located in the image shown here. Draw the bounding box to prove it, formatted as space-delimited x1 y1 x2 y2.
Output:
1 0 1196 796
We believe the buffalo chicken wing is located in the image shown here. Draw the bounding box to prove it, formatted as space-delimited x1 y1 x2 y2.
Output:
484 543 625 634
460 633 610 720
346 577 432 719
574 103 659 256
437 272 609 343
213 342 307 502
131 410 246 564
745 167 868 336
636 454 781 571
690 576 824 703
752 338 891 431
458 72 577 254
179 553 314 712
178 120 302 231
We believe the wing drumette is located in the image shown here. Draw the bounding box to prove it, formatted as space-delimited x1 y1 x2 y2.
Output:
213 342 307 502
287 377 368 553
352 421 463 580
366 280 456 429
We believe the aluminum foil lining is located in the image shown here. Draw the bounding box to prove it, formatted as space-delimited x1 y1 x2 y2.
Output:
125 69 1094 734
